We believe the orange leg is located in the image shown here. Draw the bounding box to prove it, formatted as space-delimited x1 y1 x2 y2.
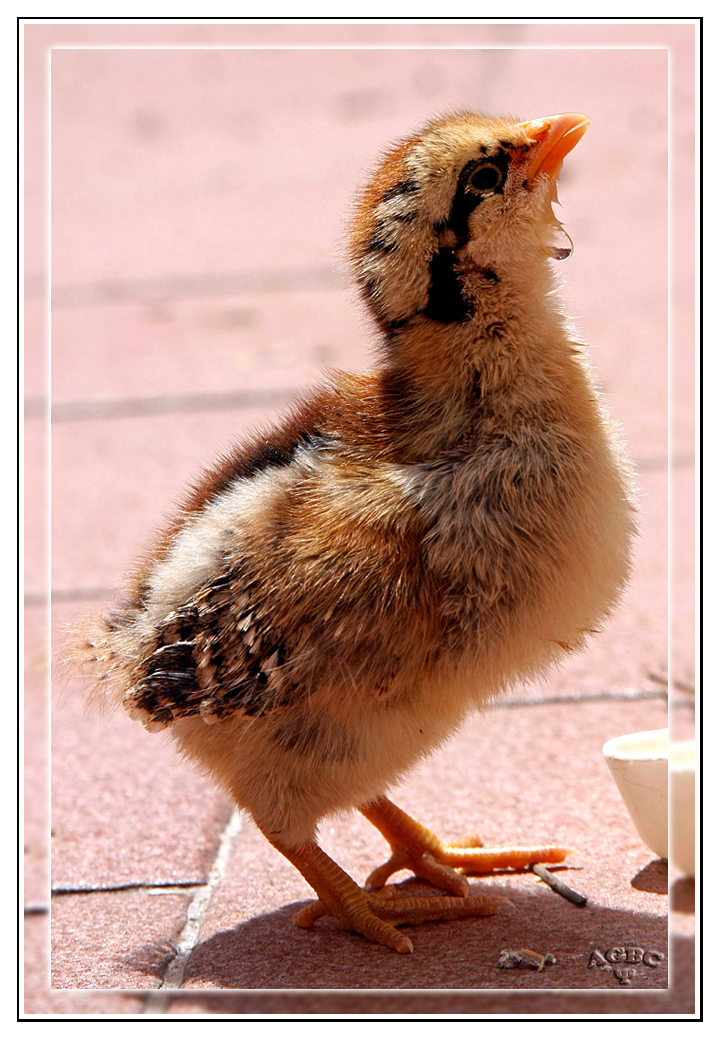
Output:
262 829 502 954
361 795 573 895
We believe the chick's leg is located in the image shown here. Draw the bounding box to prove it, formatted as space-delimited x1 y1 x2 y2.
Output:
262 831 500 954
361 796 572 896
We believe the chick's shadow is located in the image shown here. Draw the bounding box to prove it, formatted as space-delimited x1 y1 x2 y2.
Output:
149 931 695 1018
156 877 670 991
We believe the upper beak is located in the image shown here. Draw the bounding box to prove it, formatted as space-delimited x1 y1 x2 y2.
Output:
520 113 590 184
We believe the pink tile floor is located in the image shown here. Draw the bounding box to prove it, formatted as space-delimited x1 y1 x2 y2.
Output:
25 22 696 1018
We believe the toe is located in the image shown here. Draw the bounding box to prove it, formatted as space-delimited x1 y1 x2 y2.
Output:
416 851 470 896
369 891 501 926
348 903 414 952
439 844 574 874
293 900 327 927
365 850 406 890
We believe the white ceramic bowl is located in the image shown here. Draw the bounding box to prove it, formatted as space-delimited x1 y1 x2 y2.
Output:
602 728 668 860
669 739 695 877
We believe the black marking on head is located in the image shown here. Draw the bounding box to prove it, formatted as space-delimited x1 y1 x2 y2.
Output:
445 152 511 246
468 369 482 405
381 179 418 202
423 247 474 324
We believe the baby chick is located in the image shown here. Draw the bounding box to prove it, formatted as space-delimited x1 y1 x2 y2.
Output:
77 111 635 954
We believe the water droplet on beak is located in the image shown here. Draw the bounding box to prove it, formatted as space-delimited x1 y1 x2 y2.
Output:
550 224 574 261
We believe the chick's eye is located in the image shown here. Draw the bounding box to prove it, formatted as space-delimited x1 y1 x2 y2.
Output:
468 163 503 194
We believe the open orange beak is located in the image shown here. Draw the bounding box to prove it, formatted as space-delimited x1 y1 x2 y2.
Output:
520 113 590 184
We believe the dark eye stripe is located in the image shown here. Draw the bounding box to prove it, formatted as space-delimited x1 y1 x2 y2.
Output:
439 152 510 246
424 247 474 324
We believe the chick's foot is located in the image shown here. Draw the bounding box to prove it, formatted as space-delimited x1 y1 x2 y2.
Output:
361 796 573 895
294 888 502 954
265 832 501 953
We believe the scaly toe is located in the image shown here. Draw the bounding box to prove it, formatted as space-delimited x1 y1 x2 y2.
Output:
368 891 503 927
365 850 407 890
441 844 574 875
414 851 470 896
344 890 504 952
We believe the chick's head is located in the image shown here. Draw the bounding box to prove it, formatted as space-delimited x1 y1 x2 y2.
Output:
349 111 589 328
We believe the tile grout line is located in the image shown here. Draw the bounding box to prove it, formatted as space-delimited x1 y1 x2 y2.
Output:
142 808 243 1014
45 264 344 307
36 388 298 422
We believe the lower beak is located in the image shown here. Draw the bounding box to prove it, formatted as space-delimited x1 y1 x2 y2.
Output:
520 113 590 184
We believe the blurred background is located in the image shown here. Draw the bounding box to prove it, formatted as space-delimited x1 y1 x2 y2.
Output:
24 19 696 1016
